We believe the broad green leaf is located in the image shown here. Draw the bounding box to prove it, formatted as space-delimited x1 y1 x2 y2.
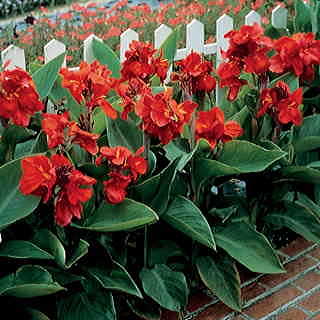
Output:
127 298 161 320
293 115 320 152
218 140 286 172
0 158 40 230
93 107 106 134
75 199 158 232
32 53 66 99
265 201 320 244
140 264 189 312
0 240 53 260
215 222 285 274
0 265 65 298
2 125 35 146
132 158 179 215
279 166 320 184
162 196 216 249
194 158 241 189
164 140 198 171
296 193 320 218
196 255 241 311
89 261 142 298
32 229 66 268
159 28 178 63
294 0 312 32
57 291 116 320
15 132 48 159
25 308 51 320
45 266 84 286
106 116 143 152
92 38 120 78
65 239 89 269
270 72 299 91
230 106 250 126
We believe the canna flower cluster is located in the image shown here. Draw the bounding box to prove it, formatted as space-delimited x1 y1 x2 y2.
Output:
217 23 273 101
196 107 243 149
19 154 96 226
60 61 117 119
120 40 169 83
257 81 303 126
41 112 100 155
96 146 147 204
171 51 216 95
135 88 198 144
0 68 43 127
270 33 320 82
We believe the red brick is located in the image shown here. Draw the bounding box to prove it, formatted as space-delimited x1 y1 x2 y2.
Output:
194 302 232 320
281 238 314 257
259 256 316 288
242 282 267 302
308 246 320 260
161 310 178 320
299 291 320 313
294 272 320 291
244 286 301 318
278 308 308 320
187 291 213 312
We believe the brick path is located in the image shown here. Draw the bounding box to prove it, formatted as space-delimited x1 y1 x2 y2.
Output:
162 238 320 320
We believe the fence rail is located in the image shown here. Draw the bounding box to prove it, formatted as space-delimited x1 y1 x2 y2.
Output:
1 5 288 105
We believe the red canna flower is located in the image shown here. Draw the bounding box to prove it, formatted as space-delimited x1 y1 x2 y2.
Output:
135 88 198 144
68 122 100 155
20 154 96 227
54 167 96 226
96 146 147 204
196 107 243 149
257 81 303 126
0 68 44 127
60 61 117 119
171 52 216 95
20 155 57 203
216 59 247 101
103 172 132 204
121 40 169 83
270 33 320 81
42 112 70 148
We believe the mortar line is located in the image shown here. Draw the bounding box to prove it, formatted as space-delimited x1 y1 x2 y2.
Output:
258 284 320 320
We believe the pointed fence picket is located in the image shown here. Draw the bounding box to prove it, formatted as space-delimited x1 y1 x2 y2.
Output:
0 5 287 110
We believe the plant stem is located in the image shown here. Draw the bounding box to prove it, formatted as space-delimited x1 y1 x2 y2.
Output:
143 225 148 268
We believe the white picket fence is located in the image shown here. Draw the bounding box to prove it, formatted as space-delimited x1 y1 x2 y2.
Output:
1 5 288 106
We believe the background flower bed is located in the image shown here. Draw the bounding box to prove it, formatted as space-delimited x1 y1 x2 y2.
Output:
0 0 288 68
1 0 320 319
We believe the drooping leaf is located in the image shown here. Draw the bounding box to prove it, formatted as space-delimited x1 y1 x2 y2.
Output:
89 261 142 298
264 201 320 244
215 222 285 274
25 308 51 320
140 264 189 312
0 158 40 230
0 265 65 298
106 116 143 152
162 196 216 249
32 53 66 99
196 255 241 311
57 290 116 320
218 140 286 172
32 229 66 268
92 38 120 78
0 240 53 260
74 199 158 232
